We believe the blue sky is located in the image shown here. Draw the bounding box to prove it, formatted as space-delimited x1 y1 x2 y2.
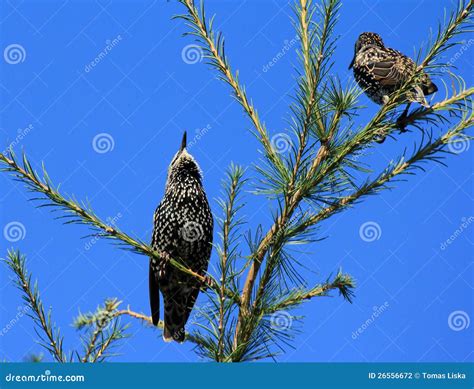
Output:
0 0 472 362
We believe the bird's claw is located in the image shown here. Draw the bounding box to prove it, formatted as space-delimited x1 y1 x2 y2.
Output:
202 275 214 290
374 131 387 143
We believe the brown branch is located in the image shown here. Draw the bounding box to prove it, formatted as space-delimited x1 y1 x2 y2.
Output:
114 308 201 344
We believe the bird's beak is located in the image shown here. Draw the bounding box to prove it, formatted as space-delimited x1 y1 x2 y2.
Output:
180 131 187 152
348 55 355 70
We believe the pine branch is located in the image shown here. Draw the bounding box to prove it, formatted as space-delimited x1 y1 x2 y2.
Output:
216 166 245 361
302 110 473 230
0 151 240 306
290 0 319 174
420 0 473 68
265 270 355 314
230 0 472 356
74 299 129 362
234 0 344 351
3 250 67 362
176 0 284 174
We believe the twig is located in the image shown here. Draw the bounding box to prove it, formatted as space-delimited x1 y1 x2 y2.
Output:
3 251 66 362
113 308 201 344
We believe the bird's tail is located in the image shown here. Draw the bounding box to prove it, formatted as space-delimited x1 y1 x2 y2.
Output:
410 77 437 107
411 85 432 108
163 285 201 343
422 81 438 96
149 262 160 326
163 299 186 343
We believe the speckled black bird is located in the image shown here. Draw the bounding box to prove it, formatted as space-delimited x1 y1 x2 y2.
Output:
349 32 438 106
149 132 213 342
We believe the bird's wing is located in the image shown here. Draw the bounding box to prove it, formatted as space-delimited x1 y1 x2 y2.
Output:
151 204 162 248
149 262 160 326
366 49 414 87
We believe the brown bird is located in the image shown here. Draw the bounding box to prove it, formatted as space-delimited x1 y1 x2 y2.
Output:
349 32 438 140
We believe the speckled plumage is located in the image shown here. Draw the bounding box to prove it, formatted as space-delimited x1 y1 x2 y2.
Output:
149 132 213 342
349 32 437 105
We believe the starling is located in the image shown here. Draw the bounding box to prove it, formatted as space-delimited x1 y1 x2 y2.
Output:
349 32 438 140
349 32 437 106
149 132 213 342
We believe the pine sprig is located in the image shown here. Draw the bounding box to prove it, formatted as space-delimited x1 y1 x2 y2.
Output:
175 0 286 178
265 270 355 314
73 298 129 363
3 250 67 362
